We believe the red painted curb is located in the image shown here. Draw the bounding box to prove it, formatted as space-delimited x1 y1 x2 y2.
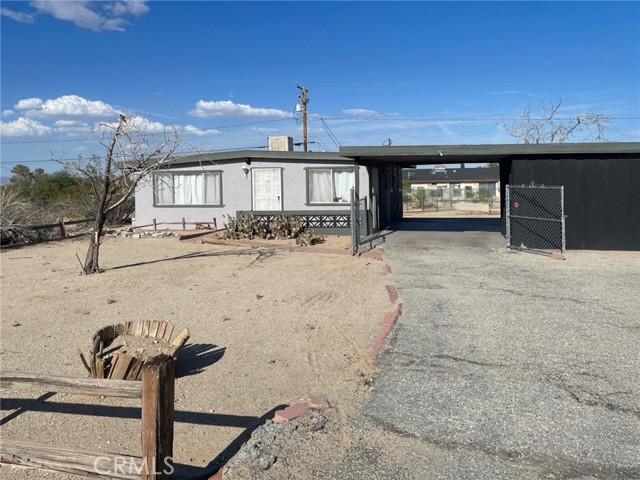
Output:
380 264 392 275
385 285 398 304
371 303 402 359
273 403 311 423
208 466 229 480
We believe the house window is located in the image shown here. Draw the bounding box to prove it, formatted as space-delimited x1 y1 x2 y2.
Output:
154 171 222 206
465 186 473 198
307 168 355 204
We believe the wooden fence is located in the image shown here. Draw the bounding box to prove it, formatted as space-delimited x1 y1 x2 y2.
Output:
0 218 94 249
0 355 175 479
1 217 219 249
135 218 218 231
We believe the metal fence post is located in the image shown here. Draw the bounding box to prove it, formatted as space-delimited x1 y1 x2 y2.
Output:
505 186 511 250
350 187 358 256
561 186 566 253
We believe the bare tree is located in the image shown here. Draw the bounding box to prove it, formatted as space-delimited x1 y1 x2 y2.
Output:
61 115 180 274
505 98 616 144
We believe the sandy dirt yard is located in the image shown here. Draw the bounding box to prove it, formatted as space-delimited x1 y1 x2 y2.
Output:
0 236 390 479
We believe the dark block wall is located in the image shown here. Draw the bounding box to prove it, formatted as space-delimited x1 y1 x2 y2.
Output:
505 157 639 251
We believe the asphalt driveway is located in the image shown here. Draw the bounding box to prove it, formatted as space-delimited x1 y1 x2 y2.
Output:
326 221 640 479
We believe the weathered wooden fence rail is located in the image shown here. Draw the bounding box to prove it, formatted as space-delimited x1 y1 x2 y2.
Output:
23 217 94 234
1 217 219 249
0 355 175 479
135 218 218 231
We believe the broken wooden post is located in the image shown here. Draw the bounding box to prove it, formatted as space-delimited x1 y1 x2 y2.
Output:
153 219 157 231
142 355 174 480
80 321 187 381
213 218 217 230
169 328 190 356
182 218 186 230
58 219 66 238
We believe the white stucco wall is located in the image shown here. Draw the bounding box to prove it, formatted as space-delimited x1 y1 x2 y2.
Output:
134 160 369 230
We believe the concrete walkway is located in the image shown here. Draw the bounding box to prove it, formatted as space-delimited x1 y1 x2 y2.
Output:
324 223 640 479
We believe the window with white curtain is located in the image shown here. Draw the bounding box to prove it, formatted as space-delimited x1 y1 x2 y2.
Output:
307 168 355 204
154 171 222 206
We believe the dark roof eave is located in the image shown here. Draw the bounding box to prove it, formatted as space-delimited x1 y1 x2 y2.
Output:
164 149 347 167
340 142 640 164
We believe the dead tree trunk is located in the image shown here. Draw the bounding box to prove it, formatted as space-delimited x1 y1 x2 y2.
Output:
82 118 123 275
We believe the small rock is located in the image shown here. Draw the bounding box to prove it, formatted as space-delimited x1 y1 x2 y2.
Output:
304 411 328 432
107 298 116 304
256 294 264 300
11 321 21 327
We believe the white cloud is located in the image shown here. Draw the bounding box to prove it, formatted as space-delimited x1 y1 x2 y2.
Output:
2 110 15 118
251 127 280 133
1 7 36 23
0 117 52 137
24 95 120 119
182 125 220 136
557 103 597 113
98 115 166 134
15 98 44 110
53 119 92 134
54 119 84 127
188 100 291 118
29 0 149 32
342 108 380 117
6 94 222 140
106 1 149 16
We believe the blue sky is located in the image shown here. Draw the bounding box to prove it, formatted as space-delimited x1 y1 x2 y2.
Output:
1 1 639 173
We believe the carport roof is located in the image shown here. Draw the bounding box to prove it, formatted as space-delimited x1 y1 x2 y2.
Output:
339 142 640 165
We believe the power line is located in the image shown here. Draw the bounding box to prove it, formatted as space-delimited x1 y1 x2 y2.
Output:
320 118 342 148
313 116 640 122
1 118 295 145
1 145 269 164
3 115 638 145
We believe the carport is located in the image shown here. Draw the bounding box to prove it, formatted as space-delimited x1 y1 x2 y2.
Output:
340 142 640 251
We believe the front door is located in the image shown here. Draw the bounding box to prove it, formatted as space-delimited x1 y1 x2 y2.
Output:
252 168 282 211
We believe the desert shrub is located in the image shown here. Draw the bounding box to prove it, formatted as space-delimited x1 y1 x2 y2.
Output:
295 229 321 246
0 164 134 246
223 213 321 245
0 187 57 245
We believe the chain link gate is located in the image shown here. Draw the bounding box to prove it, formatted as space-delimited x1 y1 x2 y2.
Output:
506 185 566 254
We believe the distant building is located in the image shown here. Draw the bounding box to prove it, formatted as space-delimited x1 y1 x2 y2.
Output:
403 167 500 204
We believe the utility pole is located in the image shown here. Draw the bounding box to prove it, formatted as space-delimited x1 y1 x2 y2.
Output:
296 84 309 152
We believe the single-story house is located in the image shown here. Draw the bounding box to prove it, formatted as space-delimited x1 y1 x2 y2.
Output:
134 137 402 235
135 140 639 250
403 166 501 202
